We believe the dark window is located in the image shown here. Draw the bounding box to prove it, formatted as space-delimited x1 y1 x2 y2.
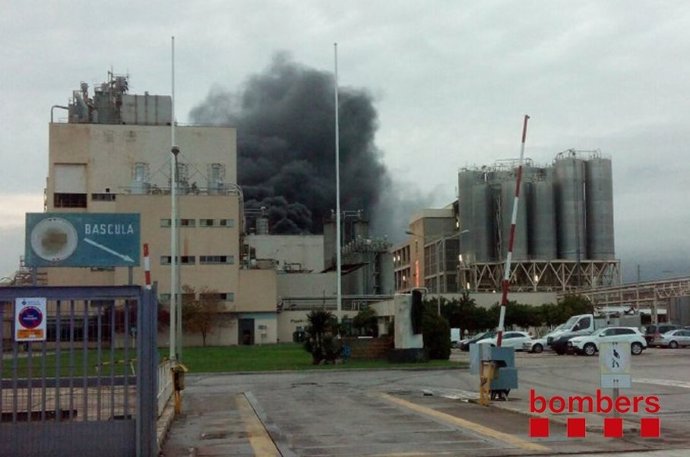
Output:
199 255 234 264
54 193 87 208
91 193 116 201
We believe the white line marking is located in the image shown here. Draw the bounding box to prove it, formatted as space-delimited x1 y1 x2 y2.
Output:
635 378 690 389
84 238 135 262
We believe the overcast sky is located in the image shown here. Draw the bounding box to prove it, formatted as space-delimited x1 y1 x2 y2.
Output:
2 1 689 282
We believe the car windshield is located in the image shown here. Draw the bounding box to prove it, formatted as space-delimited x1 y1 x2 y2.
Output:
563 316 579 329
592 328 608 337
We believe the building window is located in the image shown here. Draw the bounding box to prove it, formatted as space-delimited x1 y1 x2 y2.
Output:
91 193 116 201
54 193 87 208
199 292 234 302
219 219 234 228
160 219 196 227
199 255 235 265
199 219 215 227
160 256 196 265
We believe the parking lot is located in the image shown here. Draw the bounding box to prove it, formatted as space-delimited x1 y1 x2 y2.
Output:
161 347 690 456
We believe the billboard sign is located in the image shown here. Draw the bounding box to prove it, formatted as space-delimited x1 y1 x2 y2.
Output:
25 213 140 267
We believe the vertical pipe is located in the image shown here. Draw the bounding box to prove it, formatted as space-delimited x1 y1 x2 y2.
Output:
497 115 530 347
96 301 102 420
334 42 342 323
110 301 116 418
27 336 32 423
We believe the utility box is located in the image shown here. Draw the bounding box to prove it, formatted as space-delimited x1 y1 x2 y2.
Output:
488 347 518 392
470 344 518 400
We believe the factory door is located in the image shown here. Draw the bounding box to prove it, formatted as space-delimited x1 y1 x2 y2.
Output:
239 318 255 345
0 286 158 457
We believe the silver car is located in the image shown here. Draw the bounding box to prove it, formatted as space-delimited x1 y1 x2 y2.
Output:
649 329 690 348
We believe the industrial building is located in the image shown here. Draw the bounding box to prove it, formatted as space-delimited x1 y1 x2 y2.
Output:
27 72 396 346
394 151 620 297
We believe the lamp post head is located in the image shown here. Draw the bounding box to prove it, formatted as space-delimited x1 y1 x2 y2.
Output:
171 145 180 156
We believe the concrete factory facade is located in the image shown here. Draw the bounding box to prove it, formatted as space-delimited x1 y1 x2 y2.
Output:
394 153 621 295
26 72 395 346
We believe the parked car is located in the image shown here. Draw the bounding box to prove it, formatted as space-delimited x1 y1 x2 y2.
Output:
644 324 682 344
523 325 566 353
475 331 532 350
648 329 690 348
459 331 496 352
551 333 583 355
568 327 647 356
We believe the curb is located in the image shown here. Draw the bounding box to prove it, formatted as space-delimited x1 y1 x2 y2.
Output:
156 397 177 450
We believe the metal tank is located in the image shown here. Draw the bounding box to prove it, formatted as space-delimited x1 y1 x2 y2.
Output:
498 174 529 260
207 163 226 195
471 181 494 262
130 162 150 194
555 152 587 260
529 168 557 259
458 169 480 263
585 157 615 259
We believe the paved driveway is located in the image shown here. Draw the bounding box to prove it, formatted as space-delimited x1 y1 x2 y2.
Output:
160 348 690 456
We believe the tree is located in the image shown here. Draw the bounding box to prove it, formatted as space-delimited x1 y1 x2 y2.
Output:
352 307 378 336
181 285 224 347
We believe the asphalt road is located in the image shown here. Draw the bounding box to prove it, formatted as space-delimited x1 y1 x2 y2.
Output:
160 347 690 456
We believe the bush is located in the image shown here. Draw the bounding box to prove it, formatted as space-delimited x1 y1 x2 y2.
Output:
422 312 451 360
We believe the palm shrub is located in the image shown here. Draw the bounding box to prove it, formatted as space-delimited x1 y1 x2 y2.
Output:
304 309 339 364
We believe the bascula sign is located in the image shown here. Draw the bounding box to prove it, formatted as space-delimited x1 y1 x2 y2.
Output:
25 213 140 267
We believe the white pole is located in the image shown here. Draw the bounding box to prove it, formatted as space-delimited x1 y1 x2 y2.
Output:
334 43 342 323
170 36 178 361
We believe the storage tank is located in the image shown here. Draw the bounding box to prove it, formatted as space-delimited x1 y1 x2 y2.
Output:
585 157 614 259
529 168 557 259
499 176 528 260
130 162 150 194
458 170 480 263
207 163 226 195
472 182 494 262
555 152 587 260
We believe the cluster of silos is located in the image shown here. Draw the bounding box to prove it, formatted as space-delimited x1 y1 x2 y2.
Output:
457 150 614 263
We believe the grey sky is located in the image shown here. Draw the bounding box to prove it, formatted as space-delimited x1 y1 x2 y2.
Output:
2 1 689 282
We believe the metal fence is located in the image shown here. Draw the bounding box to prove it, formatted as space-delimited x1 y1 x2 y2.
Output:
0 286 157 457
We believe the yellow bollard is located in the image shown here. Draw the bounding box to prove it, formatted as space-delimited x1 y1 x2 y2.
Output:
171 362 189 414
479 361 496 406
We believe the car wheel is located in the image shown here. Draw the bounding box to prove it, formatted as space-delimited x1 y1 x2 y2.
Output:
669 341 678 349
631 342 644 355
583 343 597 356
533 343 543 354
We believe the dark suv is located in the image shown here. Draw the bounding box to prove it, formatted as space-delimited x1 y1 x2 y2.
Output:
644 324 681 345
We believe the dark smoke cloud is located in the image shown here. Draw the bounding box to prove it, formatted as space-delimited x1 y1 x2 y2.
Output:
190 52 391 235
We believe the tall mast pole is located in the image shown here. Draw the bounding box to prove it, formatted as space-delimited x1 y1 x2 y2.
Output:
334 43 342 323
170 36 179 361
496 115 530 347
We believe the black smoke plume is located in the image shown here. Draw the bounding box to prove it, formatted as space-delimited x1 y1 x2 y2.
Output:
190 52 391 235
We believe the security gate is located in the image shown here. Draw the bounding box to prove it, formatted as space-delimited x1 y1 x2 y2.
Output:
0 286 157 457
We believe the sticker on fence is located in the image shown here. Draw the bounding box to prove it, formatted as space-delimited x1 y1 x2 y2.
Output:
15 297 47 341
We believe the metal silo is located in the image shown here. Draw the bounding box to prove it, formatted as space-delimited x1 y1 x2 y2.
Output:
529 168 557 259
585 156 615 259
458 169 479 263
472 182 494 262
555 151 587 260
499 175 528 260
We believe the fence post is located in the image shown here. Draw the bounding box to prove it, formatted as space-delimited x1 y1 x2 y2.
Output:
137 286 158 457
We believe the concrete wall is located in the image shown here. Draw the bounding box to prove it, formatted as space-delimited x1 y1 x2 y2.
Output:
276 272 337 298
237 270 278 313
277 311 311 343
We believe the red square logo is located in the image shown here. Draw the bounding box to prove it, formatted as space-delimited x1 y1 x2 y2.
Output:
604 417 623 438
529 417 550 438
640 417 660 438
567 417 586 438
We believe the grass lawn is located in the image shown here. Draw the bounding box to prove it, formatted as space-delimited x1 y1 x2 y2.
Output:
1 344 463 377
174 343 464 373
